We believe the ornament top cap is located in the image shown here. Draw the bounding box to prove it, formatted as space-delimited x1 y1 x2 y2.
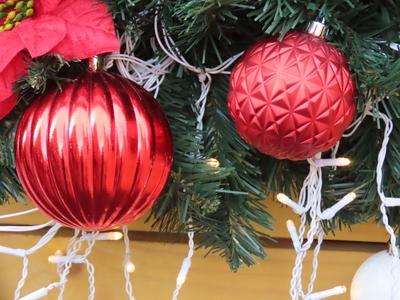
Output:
88 56 103 72
306 18 328 38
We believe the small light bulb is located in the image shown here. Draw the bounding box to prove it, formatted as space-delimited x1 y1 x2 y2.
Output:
206 158 220 168
346 192 357 201
337 158 351 166
97 231 123 241
125 261 135 273
176 274 186 286
277 194 305 214
286 220 301 250
286 220 295 229
306 285 347 300
277 193 289 204
109 231 124 240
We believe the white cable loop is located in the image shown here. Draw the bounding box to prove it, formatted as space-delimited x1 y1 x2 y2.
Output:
3 223 63 300
154 14 243 77
154 12 243 137
365 109 400 299
14 255 29 300
57 231 99 300
85 259 96 300
172 227 195 300
0 221 55 232
105 32 174 98
283 154 354 299
0 208 39 220
122 225 136 300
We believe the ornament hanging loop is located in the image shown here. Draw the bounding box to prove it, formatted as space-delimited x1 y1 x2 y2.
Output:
307 18 328 38
88 56 103 72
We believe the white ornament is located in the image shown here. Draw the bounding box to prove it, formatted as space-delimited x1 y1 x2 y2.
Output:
351 250 400 300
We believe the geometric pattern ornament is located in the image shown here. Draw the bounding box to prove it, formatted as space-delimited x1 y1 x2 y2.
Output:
228 31 356 160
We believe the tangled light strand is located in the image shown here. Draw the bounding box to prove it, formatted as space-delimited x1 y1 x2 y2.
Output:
279 154 355 300
366 107 400 299
105 32 174 98
153 10 244 299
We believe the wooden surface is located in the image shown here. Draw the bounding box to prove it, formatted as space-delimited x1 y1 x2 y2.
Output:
0 199 388 242
0 199 390 299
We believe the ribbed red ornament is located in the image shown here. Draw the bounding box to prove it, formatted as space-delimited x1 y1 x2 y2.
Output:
15 71 173 230
228 31 356 160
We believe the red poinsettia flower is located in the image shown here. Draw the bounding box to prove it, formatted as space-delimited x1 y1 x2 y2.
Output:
0 0 119 119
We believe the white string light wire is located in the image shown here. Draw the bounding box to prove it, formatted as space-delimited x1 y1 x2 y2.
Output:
279 154 354 300
105 33 174 98
154 12 243 132
365 108 400 299
0 221 56 232
281 93 400 299
153 10 244 299
2 223 63 300
122 225 136 300
0 208 39 220
172 229 195 300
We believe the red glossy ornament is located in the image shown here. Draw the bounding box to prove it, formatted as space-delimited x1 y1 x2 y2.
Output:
15 70 173 231
228 31 356 160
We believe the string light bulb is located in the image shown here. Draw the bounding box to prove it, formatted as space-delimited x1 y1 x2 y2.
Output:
337 158 351 166
320 192 357 220
19 287 50 300
206 158 220 168
125 260 135 273
314 157 351 167
286 220 301 250
305 285 347 299
96 231 123 241
383 197 400 207
277 193 306 214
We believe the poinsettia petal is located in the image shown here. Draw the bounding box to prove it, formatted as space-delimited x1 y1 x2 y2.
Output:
50 0 119 59
0 53 28 119
34 0 62 15
14 16 67 58
0 31 24 72
51 23 120 60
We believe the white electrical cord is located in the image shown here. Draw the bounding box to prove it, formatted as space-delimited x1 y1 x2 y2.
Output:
172 230 195 300
282 94 400 299
122 225 136 300
105 33 174 98
0 208 39 220
279 154 354 300
0 221 55 232
365 108 400 299
6 223 63 300
153 11 243 299
154 12 243 132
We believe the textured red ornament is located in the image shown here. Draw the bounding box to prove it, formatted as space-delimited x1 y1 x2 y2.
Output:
15 71 173 231
228 31 356 160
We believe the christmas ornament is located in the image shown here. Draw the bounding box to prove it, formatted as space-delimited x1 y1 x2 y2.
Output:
228 21 356 160
15 61 173 230
0 0 119 120
351 250 400 300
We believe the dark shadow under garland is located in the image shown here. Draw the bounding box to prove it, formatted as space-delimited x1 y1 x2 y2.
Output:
1 0 399 270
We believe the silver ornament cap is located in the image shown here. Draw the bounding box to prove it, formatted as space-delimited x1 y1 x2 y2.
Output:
307 18 328 38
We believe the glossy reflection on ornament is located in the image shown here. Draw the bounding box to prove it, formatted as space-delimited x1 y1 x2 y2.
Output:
15 70 173 231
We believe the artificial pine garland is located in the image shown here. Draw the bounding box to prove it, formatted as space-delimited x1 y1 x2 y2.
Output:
1 0 400 271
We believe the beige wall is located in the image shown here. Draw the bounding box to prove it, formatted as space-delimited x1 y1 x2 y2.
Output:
0 201 388 300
